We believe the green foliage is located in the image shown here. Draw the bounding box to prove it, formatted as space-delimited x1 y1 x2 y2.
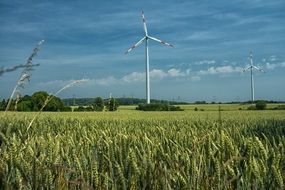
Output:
136 103 183 111
85 106 94 111
106 98 119 111
272 105 285 110
195 100 207 104
45 96 65 111
74 106 94 112
7 91 66 112
17 100 33 111
62 97 189 106
93 97 104 111
248 101 268 110
30 91 65 111
74 106 85 112
256 100 267 110
62 106 72 112
247 105 256 110
2 99 15 111
31 91 48 111
0 99 6 111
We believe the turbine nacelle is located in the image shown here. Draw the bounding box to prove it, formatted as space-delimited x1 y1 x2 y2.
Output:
243 52 265 73
124 35 173 54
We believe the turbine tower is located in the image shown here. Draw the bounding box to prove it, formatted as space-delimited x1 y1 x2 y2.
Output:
125 11 173 104
243 51 264 102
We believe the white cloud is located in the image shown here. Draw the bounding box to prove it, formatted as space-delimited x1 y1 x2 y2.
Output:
36 79 90 92
41 64 255 88
194 60 216 65
198 66 243 75
97 68 186 85
186 31 219 41
95 76 117 85
191 76 201 81
122 72 145 83
269 55 277 62
122 69 170 83
265 61 285 70
186 68 191 75
150 69 168 79
38 79 80 87
167 68 185 77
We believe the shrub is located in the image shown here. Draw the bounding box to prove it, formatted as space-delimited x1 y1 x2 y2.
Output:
106 98 119 111
194 107 198 111
272 105 285 110
85 106 94 111
255 100 267 110
247 105 256 110
136 103 183 111
195 101 206 104
62 106 72 112
74 106 85 112
93 97 104 111
17 100 33 111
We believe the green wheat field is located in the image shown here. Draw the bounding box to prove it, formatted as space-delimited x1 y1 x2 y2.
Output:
0 105 285 189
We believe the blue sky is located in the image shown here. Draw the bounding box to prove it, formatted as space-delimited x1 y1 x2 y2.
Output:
0 0 285 102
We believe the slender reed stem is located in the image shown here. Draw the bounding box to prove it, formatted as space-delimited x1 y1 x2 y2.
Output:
27 79 86 131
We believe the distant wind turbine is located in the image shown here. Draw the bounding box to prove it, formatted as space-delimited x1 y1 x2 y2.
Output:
125 11 174 104
243 51 264 102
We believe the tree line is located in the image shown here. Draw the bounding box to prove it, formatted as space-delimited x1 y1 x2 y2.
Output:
0 91 119 112
62 97 189 106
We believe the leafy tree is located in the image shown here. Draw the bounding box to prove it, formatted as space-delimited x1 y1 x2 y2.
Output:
136 103 183 111
31 91 49 111
74 106 85 112
73 106 94 112
4 99 15 111
93 97 104 111
62 106 72 112
45 96 64 111
0 99 6 111
106 98 119 111
21 95 31 101
195 101 207 104
247 105 256 110
31 91 64 111
85 106 94 111
255 100 267 110
17 100 32 111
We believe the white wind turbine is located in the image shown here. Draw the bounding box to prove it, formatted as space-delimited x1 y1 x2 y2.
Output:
125 11 173 104
243 51 264 102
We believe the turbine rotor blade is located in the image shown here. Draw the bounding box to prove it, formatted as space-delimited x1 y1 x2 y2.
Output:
125 37 146 54
242 66 251 72
148 36 174 47
249 51 253 59
141 10 148 36
253 66 265 72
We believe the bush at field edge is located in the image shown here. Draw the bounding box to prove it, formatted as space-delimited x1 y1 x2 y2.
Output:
136 103 184 111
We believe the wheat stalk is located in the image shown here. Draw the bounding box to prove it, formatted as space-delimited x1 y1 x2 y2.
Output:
27 79 86 131
0 63 40 76
5 40 44 112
